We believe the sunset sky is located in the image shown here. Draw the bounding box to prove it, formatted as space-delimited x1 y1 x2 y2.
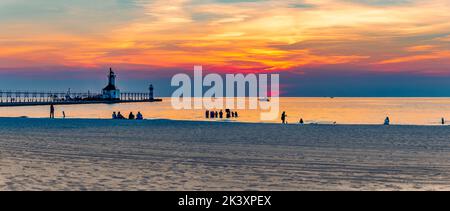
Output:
0 0 449 96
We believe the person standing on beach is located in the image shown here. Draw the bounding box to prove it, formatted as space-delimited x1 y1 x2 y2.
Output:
50 104 55 119
235 112 238 118
206 110 210 119
215 111 218 118
442 117 445 125
219 110 223 118
62 111 66 119
281 111 287 124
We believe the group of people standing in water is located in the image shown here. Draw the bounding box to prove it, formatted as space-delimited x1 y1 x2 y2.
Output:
112 111 143 120
206 109 238 119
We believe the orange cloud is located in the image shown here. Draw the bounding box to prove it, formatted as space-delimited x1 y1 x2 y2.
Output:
406 45 436 52
377 51 450 64
0 0 449 75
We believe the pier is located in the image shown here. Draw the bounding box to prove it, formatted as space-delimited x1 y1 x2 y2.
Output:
0 68 162 107
0 90 162 107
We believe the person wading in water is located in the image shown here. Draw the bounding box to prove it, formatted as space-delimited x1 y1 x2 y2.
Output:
281 111 287 124
50 104 55 119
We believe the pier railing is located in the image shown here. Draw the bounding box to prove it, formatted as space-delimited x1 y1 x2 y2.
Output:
0 90 158 106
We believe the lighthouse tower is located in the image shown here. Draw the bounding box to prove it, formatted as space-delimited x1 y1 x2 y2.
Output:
149 84 154 100
102 68 121 100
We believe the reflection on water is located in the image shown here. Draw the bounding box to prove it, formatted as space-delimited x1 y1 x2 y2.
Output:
1 97 450 125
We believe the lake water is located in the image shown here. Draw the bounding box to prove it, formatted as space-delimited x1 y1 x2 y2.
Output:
1 97 450 125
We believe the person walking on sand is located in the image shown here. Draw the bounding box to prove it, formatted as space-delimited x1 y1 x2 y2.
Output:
136 112 143 120
112 112 117 119
281 111 287 124
384 116 390 126
219 110 223 118
50 104 55 119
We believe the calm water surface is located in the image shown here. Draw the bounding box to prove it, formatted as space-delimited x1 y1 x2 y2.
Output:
1 97 450 125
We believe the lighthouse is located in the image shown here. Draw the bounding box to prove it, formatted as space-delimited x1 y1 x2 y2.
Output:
102 68 121 100
149 84 154 100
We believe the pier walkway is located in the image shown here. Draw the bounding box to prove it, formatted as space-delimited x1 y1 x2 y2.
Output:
0 91 162 107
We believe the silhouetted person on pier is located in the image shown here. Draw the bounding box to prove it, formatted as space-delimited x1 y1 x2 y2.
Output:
281 111 287 124
137 112 143 120
210 111 215 118
299 118 304 125
234 112 238 118
442 117 445 125
112 112 117 119
206 110 210 118
226 109 231 118
215 111 218 118
219 110 223 118
128 112 135 120
50 104 55 119
384 117 390 126
62 111 66 119
231 111 235 118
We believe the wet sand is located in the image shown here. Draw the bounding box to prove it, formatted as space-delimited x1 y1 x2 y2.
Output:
0 118 449 191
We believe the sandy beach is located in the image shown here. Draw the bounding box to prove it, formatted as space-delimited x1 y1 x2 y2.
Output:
0 118 449 191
